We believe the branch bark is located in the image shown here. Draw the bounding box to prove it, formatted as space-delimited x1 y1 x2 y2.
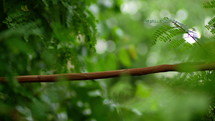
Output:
1 63 215 83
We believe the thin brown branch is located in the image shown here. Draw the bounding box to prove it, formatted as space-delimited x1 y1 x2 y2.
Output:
0 63 215 83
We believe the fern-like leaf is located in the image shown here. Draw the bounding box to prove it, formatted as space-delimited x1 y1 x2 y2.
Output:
154 18 186 43
153 25 174 42
206 17 215 34
203 0 215 8
154 17 200 47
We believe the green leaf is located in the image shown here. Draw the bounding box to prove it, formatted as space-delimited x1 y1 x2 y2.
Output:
119 49 131 67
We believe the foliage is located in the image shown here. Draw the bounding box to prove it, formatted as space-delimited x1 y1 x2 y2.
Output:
0 0 100 120
204 0 215 8
1 0 215 121
153 17 201 49
0 0 97 75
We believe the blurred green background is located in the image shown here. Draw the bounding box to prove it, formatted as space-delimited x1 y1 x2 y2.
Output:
1 0 215 121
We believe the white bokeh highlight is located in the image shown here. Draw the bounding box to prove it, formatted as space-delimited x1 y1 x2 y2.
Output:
96 39 108 54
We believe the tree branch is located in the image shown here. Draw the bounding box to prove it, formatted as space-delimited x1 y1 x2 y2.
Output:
1 63 215 83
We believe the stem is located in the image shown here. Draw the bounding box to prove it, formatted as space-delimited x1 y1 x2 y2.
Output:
0 63 215 83
171 21 201 45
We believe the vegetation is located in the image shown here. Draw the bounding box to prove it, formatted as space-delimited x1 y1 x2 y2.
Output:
1 0 215 121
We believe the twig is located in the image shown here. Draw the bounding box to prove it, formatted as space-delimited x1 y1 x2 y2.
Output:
0 63 215 83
